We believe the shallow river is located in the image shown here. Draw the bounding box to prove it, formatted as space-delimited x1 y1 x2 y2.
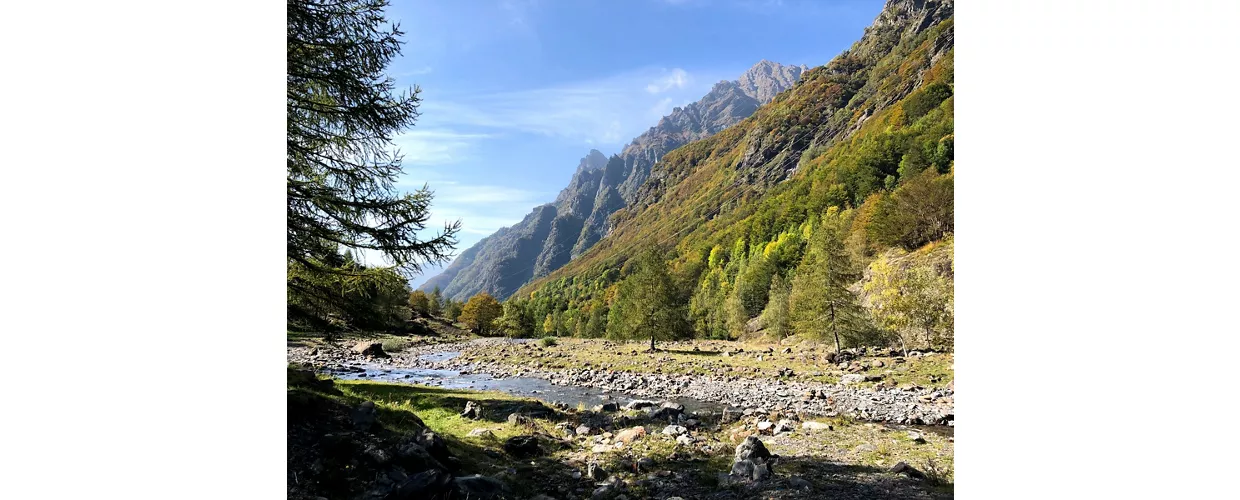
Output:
324 349 952 437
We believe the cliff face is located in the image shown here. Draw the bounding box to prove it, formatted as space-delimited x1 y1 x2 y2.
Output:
422 62 808 301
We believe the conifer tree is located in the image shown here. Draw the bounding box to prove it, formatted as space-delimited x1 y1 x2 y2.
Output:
287 0 459 329
790 218 866 353
606 248 690 351
428 286 443 317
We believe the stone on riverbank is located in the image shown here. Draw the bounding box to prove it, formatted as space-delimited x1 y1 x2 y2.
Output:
352 341 388 358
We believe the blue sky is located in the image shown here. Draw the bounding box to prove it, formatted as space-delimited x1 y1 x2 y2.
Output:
379 0 886 287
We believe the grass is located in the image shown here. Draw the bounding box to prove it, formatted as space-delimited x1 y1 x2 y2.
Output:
291 369 953 498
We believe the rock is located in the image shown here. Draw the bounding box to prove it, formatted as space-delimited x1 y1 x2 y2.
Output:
756 421 774 433
648 401 685 421
891 461 926 479
624 400 658 411
839 373 867 385
636 457 655 471
451 475 508 499
413 428 451 466
391 468 452 499
503 436 542 458
593 401 620 412
576 424 594 436
467 428 495 438
872 360 885 368
676 434 695 446
734 435 772 462
661 425 688 436
615 426 647 444
853 443 878 453
460 401 481 419
773 419 795 435
801 421 832 431
591 444 612 453
352 341 388 358
507 413 532 425
587 461 608 480
529 495 558 500
788 476 812 489
908 431 926 443
351 401 377 430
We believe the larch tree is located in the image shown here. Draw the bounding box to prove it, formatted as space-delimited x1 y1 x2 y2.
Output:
287 0 459 330
789 218 867 353
459 293 503 335
606 248 690 351
428 286 443 317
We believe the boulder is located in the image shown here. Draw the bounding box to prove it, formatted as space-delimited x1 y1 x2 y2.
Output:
593 401 620 412
391 468 452 499
352 342 388 358
351 401 377 430
648 401 685 421
615 426 647 444
624 400 658 411
459 401 481 419
801 421 832 431
466 428 495 438
507 413 532 425
891 461 926 479
587 461 608 480
576 424 594 436
676 434 695 446
661 425 687 436
503 436 542 458
451 474 507 499
729 435 775 483
773 419 795 435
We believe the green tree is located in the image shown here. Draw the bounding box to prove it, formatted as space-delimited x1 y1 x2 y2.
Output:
542 313 556 335
606 248 691 351
428 286 443 317
864 255 954 354
790 220 867 353
459 293 503 334
408 290 430 316
497 299 535 337
287 0 460 330
445 299 463 322
762 274 792 339
582 298 607 338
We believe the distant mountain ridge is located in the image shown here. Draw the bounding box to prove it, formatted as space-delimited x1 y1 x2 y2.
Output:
420 61 808 301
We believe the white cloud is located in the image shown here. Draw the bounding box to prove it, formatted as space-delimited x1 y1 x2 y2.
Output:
645 68 690 94
390 129 493 166
419 67 706 146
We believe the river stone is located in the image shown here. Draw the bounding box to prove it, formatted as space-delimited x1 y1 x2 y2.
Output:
576 424 594 436
593 401 620 412
615 426 646 444
756 421 774 433
624 400 658 411
801 421 832 431
676 434 695 446
467 428 495 438
460 401 480 419
773 419 795 435
451 474 507 499
503 436 541 458
891 461 926 479
661 425 687 436
352 342 388 358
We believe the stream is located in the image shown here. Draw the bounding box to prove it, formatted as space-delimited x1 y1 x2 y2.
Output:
322 349 953 437
327 351 737 414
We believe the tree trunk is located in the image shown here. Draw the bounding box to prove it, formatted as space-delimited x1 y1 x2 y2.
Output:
650 335 656 352
830 302 841 354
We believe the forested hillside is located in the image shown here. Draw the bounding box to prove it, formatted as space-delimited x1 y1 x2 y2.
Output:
420 61 808 302
496 0 955 352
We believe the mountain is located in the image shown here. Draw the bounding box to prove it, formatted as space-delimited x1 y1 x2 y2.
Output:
421 61 809 301
507 0 954 342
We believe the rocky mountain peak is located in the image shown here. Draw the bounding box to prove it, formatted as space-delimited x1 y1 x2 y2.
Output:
737 60 808 103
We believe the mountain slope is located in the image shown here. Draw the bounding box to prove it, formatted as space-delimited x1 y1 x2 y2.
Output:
421 61 808 301
509 0 954 344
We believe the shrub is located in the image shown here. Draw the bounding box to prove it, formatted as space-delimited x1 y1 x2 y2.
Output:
538 336 557 347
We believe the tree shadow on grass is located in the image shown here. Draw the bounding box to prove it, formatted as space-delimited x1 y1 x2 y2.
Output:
662 348 725 356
